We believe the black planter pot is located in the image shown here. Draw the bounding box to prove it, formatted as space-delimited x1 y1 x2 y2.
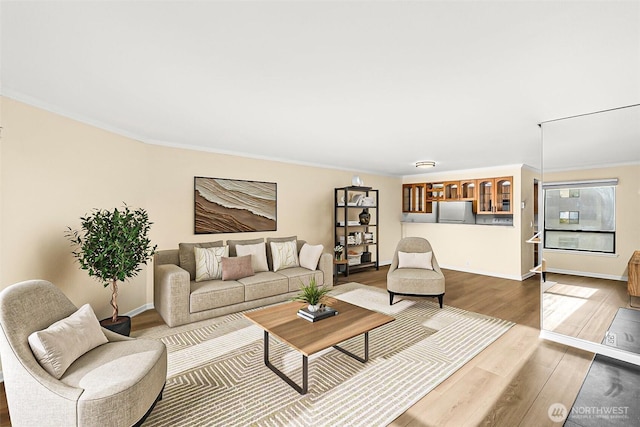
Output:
100 315 132 336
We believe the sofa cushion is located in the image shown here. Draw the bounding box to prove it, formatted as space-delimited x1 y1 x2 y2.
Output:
221 255 254 281
276 267 325 292
179 241 223 280
237 272 290 301
28 304 108 379
227 238 264 256
60 339 167 426
195 246 229 282
398 251 433 270
266 236 297 271
299 243 324 271
190 279 244 313
235 242 269 272
269 240 300 272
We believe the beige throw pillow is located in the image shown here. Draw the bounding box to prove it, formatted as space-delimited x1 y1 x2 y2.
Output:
179 241 224 280
28 304 108 379
270 240 300 272
299 243 324 271
235 242 269 272
195 246 229 282
398 251 433 270
221 255 255 281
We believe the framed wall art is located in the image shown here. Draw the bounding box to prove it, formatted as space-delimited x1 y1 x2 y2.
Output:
194 177 277 234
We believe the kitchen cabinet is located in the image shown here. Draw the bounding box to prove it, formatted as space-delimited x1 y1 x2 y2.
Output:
460 180 476 200
444 181 460 200
402 183 430 213
426 183 444 201
477 176 513 214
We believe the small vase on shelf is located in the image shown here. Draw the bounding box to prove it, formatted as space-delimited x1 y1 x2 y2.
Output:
359 209 371 225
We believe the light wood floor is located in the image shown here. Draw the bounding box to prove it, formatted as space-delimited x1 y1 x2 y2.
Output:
0 267 607 426
542 272 629 343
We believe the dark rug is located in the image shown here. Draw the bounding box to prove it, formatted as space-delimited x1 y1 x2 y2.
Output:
565 308 640 426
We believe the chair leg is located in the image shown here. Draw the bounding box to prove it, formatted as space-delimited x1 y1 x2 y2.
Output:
389 291 394 305
437 294 443 308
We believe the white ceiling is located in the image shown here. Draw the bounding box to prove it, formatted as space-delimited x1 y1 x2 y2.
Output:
1 1 639 176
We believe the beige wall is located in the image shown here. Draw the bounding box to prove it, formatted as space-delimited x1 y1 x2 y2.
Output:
0 97 402 320
542 164 640 280
521 166 540 276
401 165 539 281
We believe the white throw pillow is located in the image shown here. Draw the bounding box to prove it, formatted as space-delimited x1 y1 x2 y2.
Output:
194 245 229 282
270 240 300 272
235 242 269 273
28 304 108 379
398 251 433 270
299 243 324 271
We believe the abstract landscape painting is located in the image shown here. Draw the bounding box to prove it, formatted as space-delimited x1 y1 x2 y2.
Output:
194 177 277 234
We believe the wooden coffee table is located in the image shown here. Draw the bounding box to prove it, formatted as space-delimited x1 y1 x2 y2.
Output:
244 296 394 394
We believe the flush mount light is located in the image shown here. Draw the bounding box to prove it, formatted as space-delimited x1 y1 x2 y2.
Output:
415 161 436 168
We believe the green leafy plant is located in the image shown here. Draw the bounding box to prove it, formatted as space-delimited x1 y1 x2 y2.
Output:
291 276 331 306
66 204 157 323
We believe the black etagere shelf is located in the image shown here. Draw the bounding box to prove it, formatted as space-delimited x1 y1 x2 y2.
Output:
334 186 379 277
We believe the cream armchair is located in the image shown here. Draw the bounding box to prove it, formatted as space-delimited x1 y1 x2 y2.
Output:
387 237 445 308
0 280 167 427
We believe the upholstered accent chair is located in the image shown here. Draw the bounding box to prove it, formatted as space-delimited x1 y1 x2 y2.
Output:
387 237 445 308
0 280 167 427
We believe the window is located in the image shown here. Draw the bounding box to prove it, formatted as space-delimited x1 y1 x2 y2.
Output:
543 179 617 253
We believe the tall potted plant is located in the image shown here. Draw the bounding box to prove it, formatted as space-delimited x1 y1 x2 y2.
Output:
66 204 156 335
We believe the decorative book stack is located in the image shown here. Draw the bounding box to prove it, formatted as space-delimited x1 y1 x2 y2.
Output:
297 306 338 322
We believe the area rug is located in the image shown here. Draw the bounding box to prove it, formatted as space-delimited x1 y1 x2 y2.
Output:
135 282 513 426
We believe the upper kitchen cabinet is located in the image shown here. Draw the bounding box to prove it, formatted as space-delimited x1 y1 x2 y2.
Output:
444 181 460 200
477 176 513 214
426 182 444 201
402 183 430 213
460 180 476 200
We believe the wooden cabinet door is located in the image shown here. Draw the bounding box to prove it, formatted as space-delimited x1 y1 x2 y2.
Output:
477 177 513 214
402 183 427 213
460 180 476 200
494 177 513 213
477 178 495 214
444 181 460 200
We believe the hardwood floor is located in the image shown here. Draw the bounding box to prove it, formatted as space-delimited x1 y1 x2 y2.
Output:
0 267 604 426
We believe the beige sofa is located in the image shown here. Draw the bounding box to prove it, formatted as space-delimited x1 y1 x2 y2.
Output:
154 237 333 327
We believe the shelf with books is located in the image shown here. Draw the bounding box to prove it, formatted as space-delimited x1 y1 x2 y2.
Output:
334 186 379 277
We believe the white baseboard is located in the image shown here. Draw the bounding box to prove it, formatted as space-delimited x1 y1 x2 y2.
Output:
124 303 155 318
546 267 627 282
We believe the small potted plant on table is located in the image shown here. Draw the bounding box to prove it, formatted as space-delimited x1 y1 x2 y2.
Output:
292 277 331 312
66 204 156 336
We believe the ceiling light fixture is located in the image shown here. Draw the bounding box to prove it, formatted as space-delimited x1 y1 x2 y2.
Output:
415 161 436 168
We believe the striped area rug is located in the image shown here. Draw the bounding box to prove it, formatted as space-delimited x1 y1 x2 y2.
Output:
135 282 513 426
